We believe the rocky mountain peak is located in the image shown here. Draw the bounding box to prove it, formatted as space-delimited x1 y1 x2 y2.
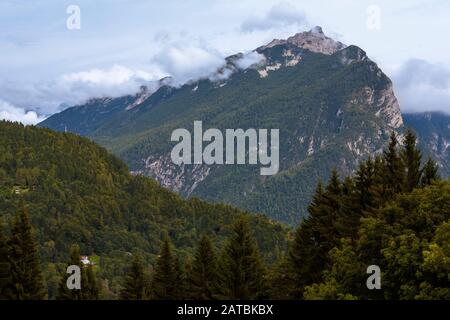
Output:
259 26 346 55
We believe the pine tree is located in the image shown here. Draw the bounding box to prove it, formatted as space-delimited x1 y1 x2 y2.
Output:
9 207 46 299
120 253 148 300
218 217 266 299
189 234 218 300
0 219 13 299
401 129 422 192
337 176 359 240
382 132 405 200
421 156 439 187
152 237 177 299
287 175 343 299
314 169 342 248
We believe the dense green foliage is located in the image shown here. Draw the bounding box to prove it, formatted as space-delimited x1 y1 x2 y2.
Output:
1 121 448 300
270 131 449 300
0 121 288 299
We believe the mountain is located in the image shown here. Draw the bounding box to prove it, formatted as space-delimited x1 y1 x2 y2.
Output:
403 112 450 176
0 121 289 291
40 27 444 225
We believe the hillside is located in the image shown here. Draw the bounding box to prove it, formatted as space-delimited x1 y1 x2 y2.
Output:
41 27 444 225
0 120 289 295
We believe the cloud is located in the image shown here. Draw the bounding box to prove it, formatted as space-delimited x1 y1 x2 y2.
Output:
0 100 46 125
0 64 165 116
153 45 225 85
240 2 308 32
61 65 156 86
235 51 266 70
392 59 450 113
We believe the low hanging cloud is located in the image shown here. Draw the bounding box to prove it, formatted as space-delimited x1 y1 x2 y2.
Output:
0 45 267 125
0 64 165 119
240 2 309 32
152 45 226 86
0 100 46 125
392 59 450 114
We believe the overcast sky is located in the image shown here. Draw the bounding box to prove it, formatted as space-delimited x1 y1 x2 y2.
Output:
1 0 449 124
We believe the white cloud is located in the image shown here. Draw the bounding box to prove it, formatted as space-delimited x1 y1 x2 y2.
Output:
240 2 309 32
235 51 266 69
0 100 46 125
61 65 155 86
153 45 225 85
392 59 450 113
0 64 165 116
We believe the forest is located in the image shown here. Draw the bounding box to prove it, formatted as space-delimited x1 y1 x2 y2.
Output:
0 120 448 299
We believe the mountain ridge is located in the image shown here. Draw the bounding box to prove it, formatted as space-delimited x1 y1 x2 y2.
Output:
39 28 448 224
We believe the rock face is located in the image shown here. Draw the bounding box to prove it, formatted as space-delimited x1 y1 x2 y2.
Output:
260 26 346 55
40 27 427 225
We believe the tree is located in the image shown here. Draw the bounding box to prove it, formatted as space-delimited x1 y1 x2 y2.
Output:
218 217 266 299
0 218 13 299
152 237 177 299
382 132 404 200
9 207 46 300
401 129 422 192
421 157 439 187
120 254 148 300
189 234 219 299
286 175 343 299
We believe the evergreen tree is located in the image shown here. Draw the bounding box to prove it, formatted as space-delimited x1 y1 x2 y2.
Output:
152 237 177 299
382 132 405 200
401 129 422 192
120 253 148 300
0 219 13 299
421 157 439 187
337 176 359 241
9 207 46 300
189 234 218 300
314 169 342 249
219 217 266 299
287 175 343 298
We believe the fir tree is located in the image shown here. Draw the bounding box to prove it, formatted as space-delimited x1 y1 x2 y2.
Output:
189 234 218 300
421 157 439 187
287 176 343 298
152 237 177 299
382 132 405 200
9 207 46 300
120 253 148 300
401 129 422 192
314 169 342 249
0 219 13 299
219 217 266 299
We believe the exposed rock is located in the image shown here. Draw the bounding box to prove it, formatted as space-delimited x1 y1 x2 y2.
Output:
259 26 346 55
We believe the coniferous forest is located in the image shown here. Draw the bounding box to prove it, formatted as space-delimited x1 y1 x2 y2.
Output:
0 121 448 300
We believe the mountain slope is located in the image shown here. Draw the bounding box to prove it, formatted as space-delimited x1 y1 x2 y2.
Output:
0 121 289 287
41 28 411 224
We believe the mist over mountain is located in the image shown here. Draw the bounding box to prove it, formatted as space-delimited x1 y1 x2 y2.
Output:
40 27 449 225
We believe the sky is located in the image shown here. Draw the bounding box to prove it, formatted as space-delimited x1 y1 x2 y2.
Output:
1 0 450 124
